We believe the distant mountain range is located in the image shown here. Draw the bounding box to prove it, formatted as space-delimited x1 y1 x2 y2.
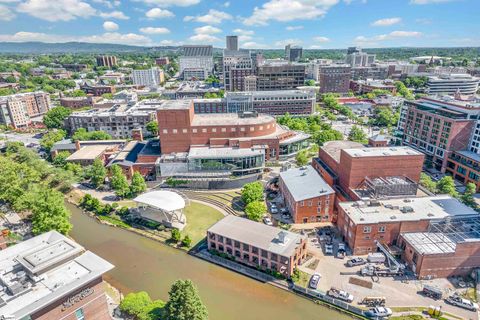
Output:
0 42 182 54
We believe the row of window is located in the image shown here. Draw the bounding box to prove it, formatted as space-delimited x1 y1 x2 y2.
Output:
161 124 273 135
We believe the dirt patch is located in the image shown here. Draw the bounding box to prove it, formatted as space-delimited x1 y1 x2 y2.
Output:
349 277 373 289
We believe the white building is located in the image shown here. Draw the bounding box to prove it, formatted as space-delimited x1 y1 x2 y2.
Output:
427 74 480 95
132 67 164 87
345 47 375 67
179 45 214 80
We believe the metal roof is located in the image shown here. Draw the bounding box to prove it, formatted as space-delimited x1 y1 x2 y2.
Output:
280 165 335 202
134 190 186 211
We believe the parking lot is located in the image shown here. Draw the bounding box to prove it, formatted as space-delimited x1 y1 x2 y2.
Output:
297 227 479 320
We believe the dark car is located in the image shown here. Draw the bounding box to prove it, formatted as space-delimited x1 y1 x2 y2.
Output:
346 257 366 267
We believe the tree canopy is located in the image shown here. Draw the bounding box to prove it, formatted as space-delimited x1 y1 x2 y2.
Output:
245 201 267 222
347 125 368 144
42 106 72 129
72 128 112 141
241 181 264 205
165 279 208 320
40 130 66 152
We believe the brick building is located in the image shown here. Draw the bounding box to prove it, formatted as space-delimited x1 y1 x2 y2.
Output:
399 216 480 278
80 82 116 96
0 92 51 128
60 96 97 109
207 215 307 277
256 63 306 91
279 165 335 223
0 231 114 320
336 195 477 255
446 150 480 190
318 65 351 94
96 55 117 68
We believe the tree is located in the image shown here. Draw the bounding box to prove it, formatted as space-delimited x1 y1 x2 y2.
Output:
241 181 264 205
182 235 192 248
295 149 309 166
461 182 477 209
304 79 315 86
419 173 437 193
72 128 112 141
110 165 130 198
130 172 147 197
312 129 343 146
436 176 458 197
40 130 66 152
171 229 181 242
165 279 208 320
395 81 414 100
43 106 72 129
28 187 72 235
245 201 267 222
146 121 158 136
87 159 107 188
347 125 367 144
120 291 165 320
52 151 71 167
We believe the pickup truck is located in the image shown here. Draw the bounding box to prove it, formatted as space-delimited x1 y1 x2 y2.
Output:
327 287 354 303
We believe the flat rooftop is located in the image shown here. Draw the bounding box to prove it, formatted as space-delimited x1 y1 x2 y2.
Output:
342 146 422 158
188 146 264 159
401 232 456 255
192 113 275 126
208 215 306 257
321 140 364 163
66 144 113 161
340 195 478 225
455 150 480 163
157 100 193 110
0 231 113 319
280 165 335 202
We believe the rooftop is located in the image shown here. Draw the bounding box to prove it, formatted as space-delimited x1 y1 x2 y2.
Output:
66 144 114 161
134 190 185 212
340 195 478 225
342 146 422 158
0 231 113 319
321 140 364 163
208 215 306 257
280 165 335 202
455 150 480 162
192 113 274 126
157 100 192 110
401 232 456 255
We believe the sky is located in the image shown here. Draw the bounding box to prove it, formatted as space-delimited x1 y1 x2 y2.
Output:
0 0 478 49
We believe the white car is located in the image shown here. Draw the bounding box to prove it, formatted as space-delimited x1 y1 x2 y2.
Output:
365 307 393 318
263 217 273 226
324 244 333 255
327 287 354 303
308 273 321 289
446 295 479 311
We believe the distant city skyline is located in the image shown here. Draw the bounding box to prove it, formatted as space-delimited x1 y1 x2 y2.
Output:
0 0 478 49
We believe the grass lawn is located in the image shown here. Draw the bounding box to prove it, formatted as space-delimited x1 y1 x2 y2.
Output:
294 269 312 288
115 200 137 208
181 202 224 247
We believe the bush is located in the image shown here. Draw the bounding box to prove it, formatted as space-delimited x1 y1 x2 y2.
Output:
171 229 181 242
181 235 192 248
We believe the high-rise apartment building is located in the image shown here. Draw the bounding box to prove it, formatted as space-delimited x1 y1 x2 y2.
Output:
96 55 118 68
318 64 351 94
226 35 238 51
223 49 255 91
285 44 303 62
345 47 375 67
0 92 51 128
132 67 165 87
179 45 214 80
256 62 306 91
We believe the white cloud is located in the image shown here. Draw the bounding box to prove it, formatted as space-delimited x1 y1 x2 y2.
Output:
242 41 267 49
243 0 340 26
313 36 330 42
145 8 174 19
92 0 121 8
16 0 96 22
138 0 200 7
354 30 422 46
0 5 15 21
411 0 456 4
183 9 231 24
223 1 230 7
103 21 119 31
0 31 152 46
371 17 401 27
139 27 170 34
309 45 324 49
274 38 302 47
0 0 20 2
194 25 222 35
99 10 129 20
188 34 220 43
159 39 182 46
233 29 254 35
286 25 303 31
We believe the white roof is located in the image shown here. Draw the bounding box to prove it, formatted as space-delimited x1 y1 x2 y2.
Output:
342 146 422 158
134 190 185 211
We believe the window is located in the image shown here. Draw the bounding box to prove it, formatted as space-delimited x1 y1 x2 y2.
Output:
182 129 187 133
75 309 85 320
162 129 168 134
192 128 197 133
363 226 371 233
202 128 207 133
212 128 217 132
221 128 226 132
240 127 245 132
378 226 386 233
172 129 177 134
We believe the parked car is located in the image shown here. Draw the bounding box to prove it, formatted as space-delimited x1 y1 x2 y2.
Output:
422 285 443 300
336 250 346 259
361 296 386 307
446 295 479 311
327 287 354 303
263 217 273 226
364 307 392 318
308 273 321 289
338 243 346 251
324 244 333 255
280 207 288 214
346 257 366 267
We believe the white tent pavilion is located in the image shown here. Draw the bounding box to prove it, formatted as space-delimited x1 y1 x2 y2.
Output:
133 190 187 230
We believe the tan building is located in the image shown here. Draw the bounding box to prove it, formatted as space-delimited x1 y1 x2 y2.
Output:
0 92 51 128
0 231 114 320
207 215 307 277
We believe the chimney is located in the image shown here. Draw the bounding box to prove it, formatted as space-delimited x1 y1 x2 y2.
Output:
75 140 81 151
278 231 287 244
132 128 143 142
